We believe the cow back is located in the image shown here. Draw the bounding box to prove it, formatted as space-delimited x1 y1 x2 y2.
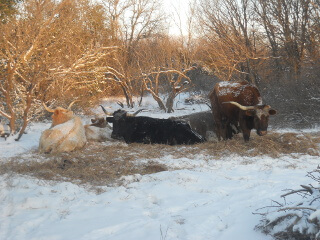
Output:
39 117 87 153
209 81 262 121
112 116 204 145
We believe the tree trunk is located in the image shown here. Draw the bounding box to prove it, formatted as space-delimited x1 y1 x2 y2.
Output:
166 91 175 113
15 92 33 141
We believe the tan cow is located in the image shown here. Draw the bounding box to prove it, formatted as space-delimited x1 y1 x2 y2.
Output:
39 101 87 153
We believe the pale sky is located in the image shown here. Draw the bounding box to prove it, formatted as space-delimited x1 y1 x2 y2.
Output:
163 0 190 36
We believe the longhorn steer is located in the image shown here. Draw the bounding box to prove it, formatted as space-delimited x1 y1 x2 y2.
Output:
106 109 205 145
208 81 276 141
39 101 87 153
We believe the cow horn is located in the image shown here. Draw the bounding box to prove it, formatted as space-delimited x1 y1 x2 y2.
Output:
42 102 55 113
223 101 255 110
127 109 145 117
67 100 79 110
100 105 113 116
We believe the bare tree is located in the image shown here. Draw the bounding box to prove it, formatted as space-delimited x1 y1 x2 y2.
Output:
0 0 69 138
0 0 112 140
142 66 195 113
195 0 265 84
100 0 168 107
253 0 312 74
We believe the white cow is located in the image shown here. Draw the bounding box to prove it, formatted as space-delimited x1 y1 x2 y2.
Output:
39 102 87 153
84 106 113 142
84 124 112 142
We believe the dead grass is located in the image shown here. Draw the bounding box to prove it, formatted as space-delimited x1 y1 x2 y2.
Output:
201 131 320 158
0 131 319 188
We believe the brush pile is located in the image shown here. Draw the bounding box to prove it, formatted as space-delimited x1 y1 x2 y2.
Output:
256 167 320 240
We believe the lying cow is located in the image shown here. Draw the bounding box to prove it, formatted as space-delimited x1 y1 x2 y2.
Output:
39 101 87 153
209 80 277 141
169 111 216 141
106 109 205 145
84 107 113 142
84 123 112 142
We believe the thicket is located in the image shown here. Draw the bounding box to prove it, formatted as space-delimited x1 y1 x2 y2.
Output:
0 0 319 139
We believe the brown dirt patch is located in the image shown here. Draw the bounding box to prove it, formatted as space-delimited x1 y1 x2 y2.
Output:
0 131 319 188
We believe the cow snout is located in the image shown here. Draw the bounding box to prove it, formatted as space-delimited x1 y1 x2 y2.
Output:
257 130 267 136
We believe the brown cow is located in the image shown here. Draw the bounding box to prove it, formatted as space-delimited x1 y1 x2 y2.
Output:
209 81 277 141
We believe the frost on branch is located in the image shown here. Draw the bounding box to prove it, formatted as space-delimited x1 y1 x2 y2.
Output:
255 167 320 240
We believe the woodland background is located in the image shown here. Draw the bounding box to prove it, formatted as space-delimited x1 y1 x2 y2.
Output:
0 0 319 139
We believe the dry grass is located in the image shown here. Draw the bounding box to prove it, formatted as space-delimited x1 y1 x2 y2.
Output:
201 131 320 158
0 131 319 188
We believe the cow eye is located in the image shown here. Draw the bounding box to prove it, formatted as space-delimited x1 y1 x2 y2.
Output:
269 109 277 115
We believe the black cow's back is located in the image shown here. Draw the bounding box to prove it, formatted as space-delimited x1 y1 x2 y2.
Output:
113 116 205 145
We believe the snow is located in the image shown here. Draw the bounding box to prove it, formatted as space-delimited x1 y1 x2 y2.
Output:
0 95 319 240
0 122 49 158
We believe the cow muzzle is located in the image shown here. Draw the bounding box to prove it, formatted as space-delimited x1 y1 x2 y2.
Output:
257 130 267 136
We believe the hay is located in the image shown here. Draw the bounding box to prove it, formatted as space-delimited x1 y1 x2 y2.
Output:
200 132 320 158
0 131 319 188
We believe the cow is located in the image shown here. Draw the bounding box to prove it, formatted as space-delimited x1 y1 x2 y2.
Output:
208 80 277 141
169 111 216 141
84 106 113 142
84 123 112 142
105 109 205 145
39 101 87 153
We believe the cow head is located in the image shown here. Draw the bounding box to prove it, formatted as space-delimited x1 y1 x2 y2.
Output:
43 101 78 127
106 109 144 140
223 101 276 136
90 117 107 128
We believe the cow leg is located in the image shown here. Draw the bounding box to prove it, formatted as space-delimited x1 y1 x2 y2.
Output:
242 130 251 142
211 101 224 141
214 123 222 141
226 123 234 139
219 117 229 140
240 125 251 141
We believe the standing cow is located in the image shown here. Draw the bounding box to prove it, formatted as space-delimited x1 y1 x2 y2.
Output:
106 109 205 145
209 81 276 141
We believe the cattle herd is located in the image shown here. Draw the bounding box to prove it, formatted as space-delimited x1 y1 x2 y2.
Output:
2 80 276 153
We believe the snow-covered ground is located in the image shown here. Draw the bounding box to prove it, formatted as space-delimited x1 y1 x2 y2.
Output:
0 95 319 240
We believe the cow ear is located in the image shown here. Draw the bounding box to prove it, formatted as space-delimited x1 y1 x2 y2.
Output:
269 109 277 115
245 109 255 116
106 117 114 123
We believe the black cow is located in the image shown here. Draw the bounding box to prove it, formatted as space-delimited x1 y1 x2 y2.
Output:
169 111 215 140
106 109 205 145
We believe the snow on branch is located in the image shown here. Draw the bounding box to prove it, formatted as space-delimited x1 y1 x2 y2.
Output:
255 167 320 240
50 47 119 75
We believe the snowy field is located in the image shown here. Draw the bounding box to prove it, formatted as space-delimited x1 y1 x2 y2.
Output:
0 95 319 240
